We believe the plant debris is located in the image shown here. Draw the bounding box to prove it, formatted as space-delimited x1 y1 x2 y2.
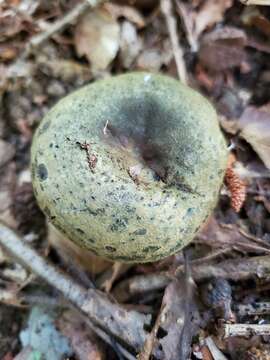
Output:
1 0 270 358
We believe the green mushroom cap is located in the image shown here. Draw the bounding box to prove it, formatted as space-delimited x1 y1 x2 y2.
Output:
31 72 228 263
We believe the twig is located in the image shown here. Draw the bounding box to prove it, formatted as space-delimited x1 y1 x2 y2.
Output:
239 0 270 5
189 248 232 266
21 0 105 59
112 272 170 302
204 337 228 360
175 0 198 52
223 323 270 338
187 255 270 281
160 0 188 84
83 317 137 360
236 302 270 317
0 222 150 351
236 226 270 249
113 254 270 301
137 304 165 360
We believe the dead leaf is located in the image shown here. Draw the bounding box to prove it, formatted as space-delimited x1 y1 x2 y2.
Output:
242 5 270 37
202 26 247 46
238 106 270 170
105 2 145 28
204 337 228 360
153 265 200 360
175 1 198 52
194 0 233 39
120 21 142 68
197 217 270 254
11 182 45 235
0 43 19 61
58 310 106 360
0 11 24 40
0 162 17 228
37 58 92 83
112 0 156 10
74 7 120 72
200 278 234 321
0 139 15 167
100 262 128 293
200 345 214 360
3 263 28 283
199 27 247 71
137 40 173 71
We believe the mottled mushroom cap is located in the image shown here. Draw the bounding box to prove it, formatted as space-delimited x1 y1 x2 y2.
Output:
31 72 228 263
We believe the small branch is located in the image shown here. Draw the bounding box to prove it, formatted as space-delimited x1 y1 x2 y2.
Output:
189 255 270 281
137 304 165 360
22 0 105 59
0 222 150 351
189 248 232 266
223 323 270 338
239 0 270 5
204 337 228 360
175 0 198 52
114 255 270 301
236 302 270 317
113 273 170 302
160 0 188 84
83 317 137 360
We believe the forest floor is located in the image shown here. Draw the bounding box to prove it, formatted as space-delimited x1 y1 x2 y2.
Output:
1 0 270 359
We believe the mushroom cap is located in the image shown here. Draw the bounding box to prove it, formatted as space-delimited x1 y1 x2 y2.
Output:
31 72 227 263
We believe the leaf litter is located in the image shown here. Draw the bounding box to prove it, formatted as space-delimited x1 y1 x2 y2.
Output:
1 0 270 359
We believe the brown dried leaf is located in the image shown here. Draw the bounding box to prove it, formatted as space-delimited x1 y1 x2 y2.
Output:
238 106 270 170
204 337 228 360
74 7 120 72
37 58 92 83
100 262 129 293
120 21 142 68
197 217 270 254
0 162 17 228
175 1 198 52
105 2 145 28
199 44 246 71
194 0 233 38
153 271 200 359
137 40 173 71
0 12 24 40
199 27 247 71
0 43 19 61
0 139 15 167
58 310 106 360
242 6 270 37
112 0 156 10
202 26 247 46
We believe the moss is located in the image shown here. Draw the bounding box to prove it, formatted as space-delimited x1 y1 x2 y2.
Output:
31 72 228 263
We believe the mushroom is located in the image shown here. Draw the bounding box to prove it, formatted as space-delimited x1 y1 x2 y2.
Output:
31 72 228 263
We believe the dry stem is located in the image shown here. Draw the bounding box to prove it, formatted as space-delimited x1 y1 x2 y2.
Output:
204 337 228 360
0 222 150 352
236 302 270 316
114 255 270 301
22 0 105 59
239 0 270 5
224 323 270 338
160 0 188 84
